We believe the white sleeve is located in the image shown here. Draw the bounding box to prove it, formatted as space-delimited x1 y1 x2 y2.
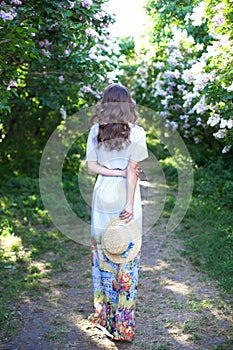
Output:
130 127 148 162
86 125 98 161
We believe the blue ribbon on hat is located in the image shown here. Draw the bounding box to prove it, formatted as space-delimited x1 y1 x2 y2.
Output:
121 241 135 258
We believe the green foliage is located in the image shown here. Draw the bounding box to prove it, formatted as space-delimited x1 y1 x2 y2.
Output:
118 0 233 159
0 0 117 174
0 171 90 334
146 0 199 39
194 157 233 209
176 158 233 292
118 36 136 59
179 202 233 292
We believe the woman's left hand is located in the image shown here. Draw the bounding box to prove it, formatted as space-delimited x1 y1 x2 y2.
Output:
135 167 142 179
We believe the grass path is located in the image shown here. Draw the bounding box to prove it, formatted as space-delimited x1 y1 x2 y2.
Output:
1 224 232 350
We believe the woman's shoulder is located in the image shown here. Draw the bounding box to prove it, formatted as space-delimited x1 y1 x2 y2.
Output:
130 124 146 138
89 123 99 137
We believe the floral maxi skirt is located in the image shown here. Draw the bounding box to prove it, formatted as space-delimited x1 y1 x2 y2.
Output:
89 175 142 341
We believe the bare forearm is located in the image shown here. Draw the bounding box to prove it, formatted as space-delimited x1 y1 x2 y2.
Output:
126 168 137 207
87 161 125 177
119 162 138 223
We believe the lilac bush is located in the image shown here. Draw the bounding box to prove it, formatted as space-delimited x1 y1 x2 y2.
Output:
0 0 118 170
123 0 233 153
0 0 117 115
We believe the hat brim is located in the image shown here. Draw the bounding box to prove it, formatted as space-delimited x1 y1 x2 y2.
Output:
101 218 142 264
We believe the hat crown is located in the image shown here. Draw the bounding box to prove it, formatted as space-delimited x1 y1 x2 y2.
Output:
101 217 142 264
102 222 130 255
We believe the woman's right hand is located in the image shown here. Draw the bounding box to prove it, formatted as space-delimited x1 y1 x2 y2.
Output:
119 207 133 224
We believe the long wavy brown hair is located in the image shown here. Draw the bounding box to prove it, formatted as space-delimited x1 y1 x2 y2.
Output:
90 83 138 151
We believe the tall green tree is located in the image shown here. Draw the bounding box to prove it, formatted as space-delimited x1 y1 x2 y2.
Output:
0 0 117 173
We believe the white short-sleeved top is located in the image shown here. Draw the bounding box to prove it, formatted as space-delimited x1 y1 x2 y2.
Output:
86 123 148 170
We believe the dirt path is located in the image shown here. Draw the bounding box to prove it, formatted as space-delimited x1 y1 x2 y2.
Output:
2 227 232 350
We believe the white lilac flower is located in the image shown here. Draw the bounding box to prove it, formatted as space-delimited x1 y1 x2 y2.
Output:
85 28 99 38
49 22 59 30
101 2 110 13
167 57 178 66
227 119 233 129
161 99 168 106
213 128 228 139
172 104 181 110
98 75 105 82
39 39 51 47
99 44 113 55
96 55 107 62
170 121 178 130
173 69 181 79
165 120 178 130
215 3 226 11
94 11 105 20
171 49 183 59
89 52 97 60
10 0 22 4
107 71 116 83
183 122 190 129
58 76 64 83
64 48 71 56
194 137 200 144
212 12 226 27
81 85 93 93
222 145 232 154
189 2 206 26
225 83 233 92
67 1 75 8
168 81 176 87
6 79 17 90
193 72 215 92
81 0 92 9
196 43 204 51
220 118 228 129
0 9 17 20
190 61 206 74
207 114 220 127
192 96 209 114
41 49 51 57
166 87 174 94
60 108 66 120
180 115 189 121
164 70 180 79
155 62 165 70
183 91 199 102
69 41 76 48
196 117 202 126
170 27 188 48
183 100 192 108
89 45 97 56
160 111 170 117
156 89 167 97
177 84 186 92
182 70 193 84
92 90 101 98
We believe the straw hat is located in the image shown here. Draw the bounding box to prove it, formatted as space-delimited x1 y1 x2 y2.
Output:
101 217 141 264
